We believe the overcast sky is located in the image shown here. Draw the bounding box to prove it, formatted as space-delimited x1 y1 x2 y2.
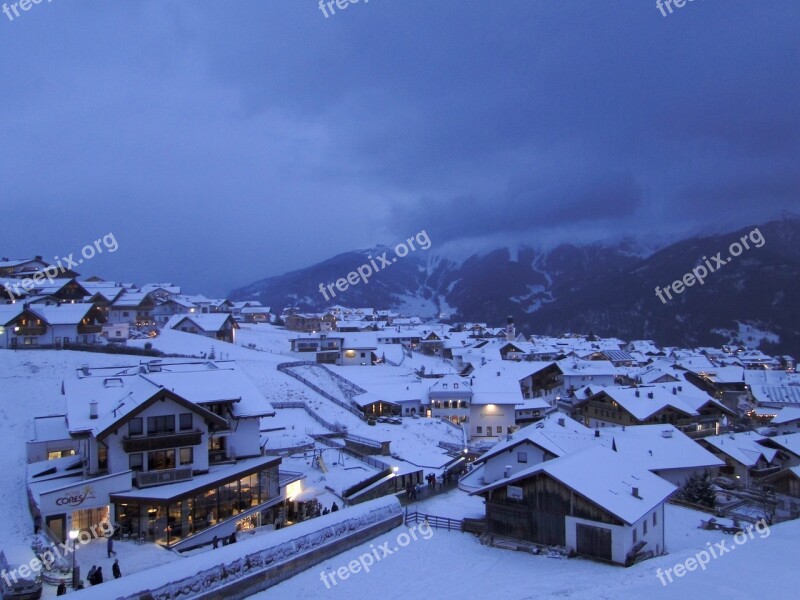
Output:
1 0 797 295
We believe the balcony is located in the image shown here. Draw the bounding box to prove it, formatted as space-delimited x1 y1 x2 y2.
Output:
78 323 102 334
136 466 193 489
209 450 235 465
14 326 47 336
122 430 203 453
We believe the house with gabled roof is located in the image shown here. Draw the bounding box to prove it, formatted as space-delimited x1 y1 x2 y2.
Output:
26 360 301 550
109 290 157 327
698 431 782 487
167 313 238 344
573 384 734 438
0 302 106 348
471 446 675 565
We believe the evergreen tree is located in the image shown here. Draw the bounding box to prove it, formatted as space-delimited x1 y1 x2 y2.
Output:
677 471 717 508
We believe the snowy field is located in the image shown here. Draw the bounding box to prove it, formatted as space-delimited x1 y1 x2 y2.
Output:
251 504 799 600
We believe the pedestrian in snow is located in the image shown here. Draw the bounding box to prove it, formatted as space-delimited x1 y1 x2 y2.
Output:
56 580 67 595
95 566 104 584
331 502 339 512
112 559 121 579
229 531 237 545
322 507 329 515
87 566 97 585
212 535 219 549
107 535 116 558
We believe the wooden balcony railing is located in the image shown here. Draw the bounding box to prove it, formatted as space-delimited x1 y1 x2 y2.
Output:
122 430 203 453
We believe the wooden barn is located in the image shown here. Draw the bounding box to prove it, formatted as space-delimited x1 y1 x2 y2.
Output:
471 446 676 565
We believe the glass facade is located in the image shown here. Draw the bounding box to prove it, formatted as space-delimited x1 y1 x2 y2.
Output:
114 466 276 546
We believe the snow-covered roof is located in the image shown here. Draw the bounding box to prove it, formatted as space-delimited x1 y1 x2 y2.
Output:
64 360 273 436
556 358 619 377
477 414 600 464
469 360 558 405
580 384 728 421
762 433 800 459
473 446 676 525
111 291 153 307
30 302 99 325
32 415 71 442
751 384 800 407
167 313 236 332
609 425 724 472
701 432 776 467
769 407 800 424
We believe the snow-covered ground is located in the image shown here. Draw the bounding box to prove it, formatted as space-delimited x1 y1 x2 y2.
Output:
280 451 381 502
250 504 798 600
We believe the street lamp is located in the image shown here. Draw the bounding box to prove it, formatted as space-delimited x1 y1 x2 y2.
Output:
68 530 79 589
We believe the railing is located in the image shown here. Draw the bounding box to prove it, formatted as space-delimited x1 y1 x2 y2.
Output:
345 433 383 449
438 417 463 431
438 441 464 453
136 466 193 488
277 362 365 420
343 468 394 499
209 450 235 465
15 326 47 335
122 430 203 453
314 436 391 470
404 510 463 532
271 399 348 434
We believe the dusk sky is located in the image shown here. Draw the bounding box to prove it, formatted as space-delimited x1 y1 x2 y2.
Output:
1 0 797 295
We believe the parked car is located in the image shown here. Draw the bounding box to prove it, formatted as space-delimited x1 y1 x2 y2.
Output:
0 545 43 599
713 476 737 490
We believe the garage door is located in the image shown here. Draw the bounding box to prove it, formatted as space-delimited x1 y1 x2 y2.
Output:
576 523 612 561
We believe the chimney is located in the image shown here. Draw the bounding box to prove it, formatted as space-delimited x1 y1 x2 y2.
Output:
647 392 654 399
89 401 99 420
558 417 565 427
632 487 640 498
635 390 640 397
662 429 673 438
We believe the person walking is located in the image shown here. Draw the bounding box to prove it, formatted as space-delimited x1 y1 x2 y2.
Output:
94 566 104 584
331 502 339 512
229 531 237 545
107 535 116 558
112 559 121 579
56 580 67 595
212 535 219 549
87 566 97 586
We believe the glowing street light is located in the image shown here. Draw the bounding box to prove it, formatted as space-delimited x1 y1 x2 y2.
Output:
69 530 79 588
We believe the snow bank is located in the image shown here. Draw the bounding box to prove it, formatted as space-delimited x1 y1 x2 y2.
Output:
72 496 402 599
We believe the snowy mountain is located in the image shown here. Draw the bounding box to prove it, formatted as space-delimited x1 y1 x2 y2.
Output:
230 217 800 355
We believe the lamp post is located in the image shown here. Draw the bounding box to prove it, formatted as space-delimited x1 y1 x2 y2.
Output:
68 530 79 589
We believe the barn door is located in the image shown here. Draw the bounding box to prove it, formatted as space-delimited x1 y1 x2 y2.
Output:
576 523 612 561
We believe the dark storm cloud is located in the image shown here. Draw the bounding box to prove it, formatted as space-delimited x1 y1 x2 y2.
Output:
0 0 797 293
391 172 644 243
